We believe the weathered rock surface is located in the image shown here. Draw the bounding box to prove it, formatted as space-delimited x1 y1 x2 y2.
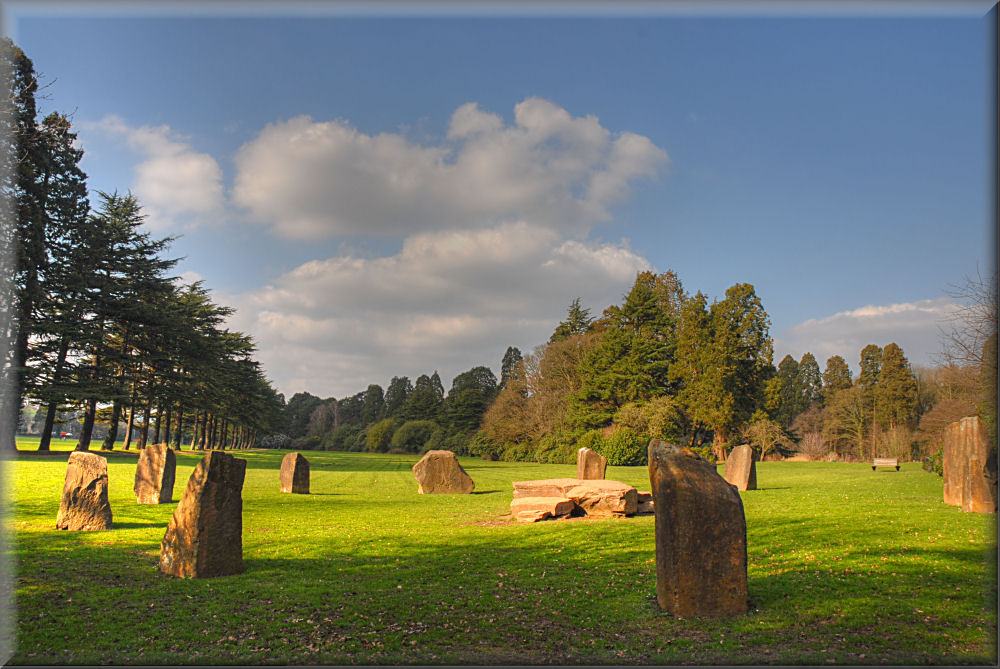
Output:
134 443 176 504
943 416 997 513
723 444 757 491
159 451 247 578
516 509 552 523
56 452 113 531
576 447 608 480
512 478 637 517
280 452 310 494
648 439 748 617
412 450 475 494
510 496 575 521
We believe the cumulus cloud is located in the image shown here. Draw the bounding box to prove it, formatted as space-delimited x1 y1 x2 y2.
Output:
231 97 667 240
89 115 225 231
773 298 960 374
227 221 652 397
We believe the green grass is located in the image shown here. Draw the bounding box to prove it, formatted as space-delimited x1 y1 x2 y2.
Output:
4 444 997 665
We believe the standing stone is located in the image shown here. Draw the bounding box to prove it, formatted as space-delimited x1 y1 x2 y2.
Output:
412 450 475 494
648 439 748 617
576 447 608 480
943 416 997 513
280 452 310 494
134 442 176 504
723 444 757 491
159 451 247 578
56 452 113 531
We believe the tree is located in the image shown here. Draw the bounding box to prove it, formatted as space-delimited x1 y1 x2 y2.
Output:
823 385 867 459
550 297 593 342
499 346 523 391
384 376 412 418
796 352 822 411
769 354 799 427
403 374 443 422
443 365 497 433
822 355 852 396
740 414 788 460
360 384 385 425
877 342 917 430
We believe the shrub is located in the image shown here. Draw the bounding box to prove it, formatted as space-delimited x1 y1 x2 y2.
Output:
292 435 322 451
259 434 291 449
643 396 687 443
575 429 606 454
391 420 438 453
613 403 648 435
599 427 645 466
365 418 398 453
442 431 472 456
536 434 575 464
423 426 445 452
690 444 716 464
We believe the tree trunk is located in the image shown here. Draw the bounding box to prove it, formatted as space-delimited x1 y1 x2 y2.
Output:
162 405 171 447
152 401 162 444
102 400 122 450
77 397 98 451
173 404 183 450
138 398 151 449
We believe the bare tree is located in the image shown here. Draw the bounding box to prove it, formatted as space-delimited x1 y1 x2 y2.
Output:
938 269 997 369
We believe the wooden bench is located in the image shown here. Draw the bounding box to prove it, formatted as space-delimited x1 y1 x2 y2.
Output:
872 457 900 471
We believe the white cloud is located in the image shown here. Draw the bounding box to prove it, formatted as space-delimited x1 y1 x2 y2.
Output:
89 115 225 231
773 297 960 374
227 221 652 398
231 97 667 240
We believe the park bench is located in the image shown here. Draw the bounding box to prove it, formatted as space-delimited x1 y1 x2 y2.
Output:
872 457 900 471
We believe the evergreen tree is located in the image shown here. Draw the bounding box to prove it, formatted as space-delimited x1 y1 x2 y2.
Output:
822 355 852 395
360 384 385 425
877 342 917 430
444 365 498 433
796 352 823 411
549 297 594 342
384 376 412 418
499 346 523 391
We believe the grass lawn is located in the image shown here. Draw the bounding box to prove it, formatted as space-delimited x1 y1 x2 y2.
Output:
3 443 997 665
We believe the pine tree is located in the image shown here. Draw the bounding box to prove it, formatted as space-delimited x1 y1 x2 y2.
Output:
877 342 917 430
549 298 594 342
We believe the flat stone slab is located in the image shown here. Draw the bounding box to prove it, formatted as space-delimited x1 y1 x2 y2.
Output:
512 478 637 517
56 452 113 531
510 496 575 519
413 450 475 494
135 442 176 504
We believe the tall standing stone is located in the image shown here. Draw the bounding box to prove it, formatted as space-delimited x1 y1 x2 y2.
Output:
723 444 757 491
56 452 113 531
412 450 475 494
159 451 247 578
280 452 310 494
943 416 997 513
134 442 176 504
576 447 608 480
648 439 748 617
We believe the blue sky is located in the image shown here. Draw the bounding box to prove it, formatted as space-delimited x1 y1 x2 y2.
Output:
5 3 995 399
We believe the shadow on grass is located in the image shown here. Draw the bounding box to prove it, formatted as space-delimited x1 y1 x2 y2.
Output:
113 522 169 529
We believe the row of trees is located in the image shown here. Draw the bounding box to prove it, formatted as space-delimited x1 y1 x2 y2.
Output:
1 39 284 451
279 351 521 455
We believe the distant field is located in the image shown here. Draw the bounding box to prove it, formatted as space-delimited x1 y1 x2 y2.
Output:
4 449 996 665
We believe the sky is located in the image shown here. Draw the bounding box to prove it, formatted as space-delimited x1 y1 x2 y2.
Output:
4 1 996 400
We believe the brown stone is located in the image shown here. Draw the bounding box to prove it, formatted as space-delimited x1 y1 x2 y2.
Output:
943 416 997 513
637 500 655 514
576 447 608 480
723 444 757 491
280 452 310 494
510 496 575 519
648 439 749 617
512 478 637 517
134 443 176 504
56 452 113 531
412 450 475 494
516 509 552 523
158 451 247 578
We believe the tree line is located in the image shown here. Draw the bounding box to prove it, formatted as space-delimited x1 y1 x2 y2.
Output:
1 39 284 452
283 266 996 468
